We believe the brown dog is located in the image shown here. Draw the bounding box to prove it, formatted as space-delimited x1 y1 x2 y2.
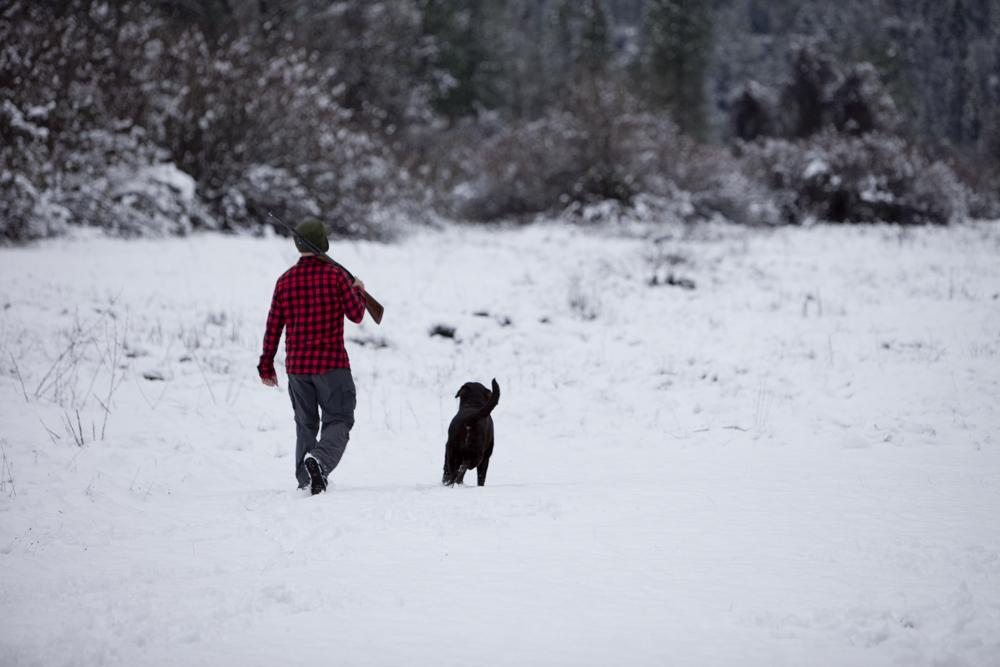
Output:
442 378 500 486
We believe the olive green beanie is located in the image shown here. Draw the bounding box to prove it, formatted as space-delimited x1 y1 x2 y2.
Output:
294 219 329 254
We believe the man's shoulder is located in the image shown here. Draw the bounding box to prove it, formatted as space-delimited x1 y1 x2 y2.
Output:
306 259 349 284
278 259 346 284
276 264 298 285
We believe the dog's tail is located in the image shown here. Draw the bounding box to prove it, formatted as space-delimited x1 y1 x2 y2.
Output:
471 378 500 422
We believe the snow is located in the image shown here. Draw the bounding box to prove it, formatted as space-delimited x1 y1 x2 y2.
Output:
109 164 197 207
142 164 198 203
1 221 999 666
1 100 50 141
803 157 829 180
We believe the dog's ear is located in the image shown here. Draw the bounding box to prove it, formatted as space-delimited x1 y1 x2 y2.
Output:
455 384 466 398
490 378 500 402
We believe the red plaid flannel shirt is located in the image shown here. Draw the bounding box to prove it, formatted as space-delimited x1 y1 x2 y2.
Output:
258 256 366 379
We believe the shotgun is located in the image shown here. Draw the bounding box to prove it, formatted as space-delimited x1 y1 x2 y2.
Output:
266 211 385 325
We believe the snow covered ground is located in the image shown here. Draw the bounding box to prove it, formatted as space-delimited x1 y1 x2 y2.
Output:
1 220 999 666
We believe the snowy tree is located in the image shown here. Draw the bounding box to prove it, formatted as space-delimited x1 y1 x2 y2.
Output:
418 0 500 120
637 0 713 137
555 0 611 76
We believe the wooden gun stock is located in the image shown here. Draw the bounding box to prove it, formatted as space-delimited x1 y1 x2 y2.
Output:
362 291 384 325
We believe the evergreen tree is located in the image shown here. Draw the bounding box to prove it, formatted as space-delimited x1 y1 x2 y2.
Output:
420 0 497 119
638 0 713 137
555 0 610 75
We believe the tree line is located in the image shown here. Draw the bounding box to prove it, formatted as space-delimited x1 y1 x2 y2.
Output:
1 0 997 241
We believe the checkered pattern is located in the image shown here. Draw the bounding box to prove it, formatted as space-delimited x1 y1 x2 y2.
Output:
258 256 366 379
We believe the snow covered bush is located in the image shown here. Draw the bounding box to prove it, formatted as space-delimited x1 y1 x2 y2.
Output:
0 0 425 242
0 92 215 240
669 144 785 226
445 111 584 220
720 45 968 226
105 164 218 237
693 168 785 226
435 78 688 221
740 132 968 224
0 3 210 240
561 191 697 227
0 172 70 243
0 94 61 241
221 166 321 233
146 26 422 239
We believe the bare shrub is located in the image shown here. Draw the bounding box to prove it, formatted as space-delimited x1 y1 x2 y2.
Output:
0 439 15 497
62 410 89 447
682 145 785 225
0 171 70 243
31 306 128 442
431 77 688 221
568 275 601 321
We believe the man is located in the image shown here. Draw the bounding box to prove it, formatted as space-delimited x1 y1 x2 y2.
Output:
258 219 366 495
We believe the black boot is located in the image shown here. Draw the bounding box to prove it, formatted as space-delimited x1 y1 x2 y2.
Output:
304 455 327 495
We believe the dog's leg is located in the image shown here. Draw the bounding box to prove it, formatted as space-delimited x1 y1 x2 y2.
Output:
477 456 490 486
456 464 467 485
478 432 494 487
442 447 456 486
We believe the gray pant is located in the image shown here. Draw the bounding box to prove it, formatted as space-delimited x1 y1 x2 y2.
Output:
287 368 356 488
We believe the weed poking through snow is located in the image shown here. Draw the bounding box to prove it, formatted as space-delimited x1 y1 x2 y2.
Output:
568 275 601 321
0 439 15 497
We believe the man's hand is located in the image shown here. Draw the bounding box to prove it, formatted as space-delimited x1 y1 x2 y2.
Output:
261 376 279 388
352 277 365 293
